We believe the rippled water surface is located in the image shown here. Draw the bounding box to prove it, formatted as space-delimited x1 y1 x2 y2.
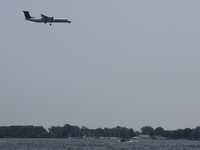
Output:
0 138 200 150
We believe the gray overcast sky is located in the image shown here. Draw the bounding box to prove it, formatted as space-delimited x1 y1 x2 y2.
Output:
1 0 200 131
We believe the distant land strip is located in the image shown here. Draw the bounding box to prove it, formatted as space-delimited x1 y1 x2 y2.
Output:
0 124 200 140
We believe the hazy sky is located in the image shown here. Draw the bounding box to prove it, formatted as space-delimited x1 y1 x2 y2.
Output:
1 1 200 131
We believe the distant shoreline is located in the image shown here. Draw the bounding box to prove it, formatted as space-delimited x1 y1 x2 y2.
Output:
0 124 200 140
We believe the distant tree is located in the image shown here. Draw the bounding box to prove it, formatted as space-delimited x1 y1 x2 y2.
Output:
135 131 141 136
128 128 136 137
95 128 103 137
81 126 89 137
183 128 193 139
155 127 165 136
171 129 184 139
195 126 200 132
119 127 127 138
162 130 172 138
141 126 154 135
0 131 4 138
48 126 63 138
0 126 48 138
193 128 200 139
33 126 49 138
102 128 110 137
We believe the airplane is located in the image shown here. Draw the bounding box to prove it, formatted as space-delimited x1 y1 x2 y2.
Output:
23 11 71 25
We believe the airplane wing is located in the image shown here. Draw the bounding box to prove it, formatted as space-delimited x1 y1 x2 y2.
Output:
41 14 53 20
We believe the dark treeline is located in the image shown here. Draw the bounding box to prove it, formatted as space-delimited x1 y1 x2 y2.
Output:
0 126 49 138
0 124 200 140
0 125 135 138
141 126 200 140
48 124 136 138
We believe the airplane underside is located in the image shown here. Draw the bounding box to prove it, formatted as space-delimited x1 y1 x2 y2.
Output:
28 19 71 25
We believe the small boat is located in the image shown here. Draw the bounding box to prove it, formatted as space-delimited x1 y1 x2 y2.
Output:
120 138 131 142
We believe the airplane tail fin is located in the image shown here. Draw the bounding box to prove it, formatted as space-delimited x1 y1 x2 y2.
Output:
23 11 31 19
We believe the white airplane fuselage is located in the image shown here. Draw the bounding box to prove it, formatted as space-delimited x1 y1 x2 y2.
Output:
26 18 71 23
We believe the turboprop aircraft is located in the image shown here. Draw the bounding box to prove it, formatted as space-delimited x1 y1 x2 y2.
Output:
23 11 71 25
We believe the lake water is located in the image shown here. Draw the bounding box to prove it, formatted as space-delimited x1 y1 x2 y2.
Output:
0 138 200 150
